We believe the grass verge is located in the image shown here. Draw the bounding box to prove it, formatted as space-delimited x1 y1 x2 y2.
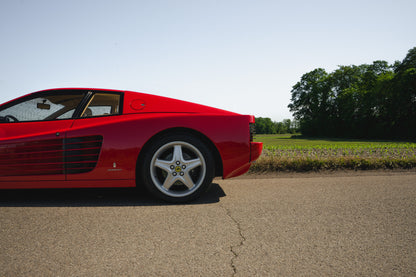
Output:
250 135 416 172
250 156 416 172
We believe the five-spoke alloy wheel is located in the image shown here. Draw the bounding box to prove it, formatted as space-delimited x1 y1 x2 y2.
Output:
140 133 214 203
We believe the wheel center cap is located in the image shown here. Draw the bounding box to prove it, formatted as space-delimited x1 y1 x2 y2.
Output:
175 166 182 172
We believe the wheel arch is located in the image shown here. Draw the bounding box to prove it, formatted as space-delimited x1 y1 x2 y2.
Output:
135 127 223 185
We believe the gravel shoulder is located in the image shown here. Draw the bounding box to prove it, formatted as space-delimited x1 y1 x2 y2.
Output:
237 168 416 179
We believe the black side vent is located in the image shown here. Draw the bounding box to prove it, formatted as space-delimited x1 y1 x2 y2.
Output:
64 135 103 174
0 138 65 176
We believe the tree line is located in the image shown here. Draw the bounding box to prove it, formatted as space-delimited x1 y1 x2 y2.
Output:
254 117 299 134
288 47 416 139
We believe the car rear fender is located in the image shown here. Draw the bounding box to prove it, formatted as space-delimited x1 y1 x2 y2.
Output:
135 127 223 180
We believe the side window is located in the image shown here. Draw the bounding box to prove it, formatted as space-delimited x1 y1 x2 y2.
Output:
81 93 121 118
0 93 85 123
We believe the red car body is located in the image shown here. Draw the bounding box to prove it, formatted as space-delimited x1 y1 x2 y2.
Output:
0 88 262 201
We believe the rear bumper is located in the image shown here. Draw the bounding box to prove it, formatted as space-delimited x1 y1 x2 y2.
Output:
222 141 263 179
250 141 263 162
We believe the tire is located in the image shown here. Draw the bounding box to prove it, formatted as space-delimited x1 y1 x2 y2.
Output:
139 133 215 203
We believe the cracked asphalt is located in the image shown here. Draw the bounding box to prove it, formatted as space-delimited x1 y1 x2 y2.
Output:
1 171 415 276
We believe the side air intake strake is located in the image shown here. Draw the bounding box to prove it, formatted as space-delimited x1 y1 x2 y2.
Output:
65 135 103 174
0 135 103 177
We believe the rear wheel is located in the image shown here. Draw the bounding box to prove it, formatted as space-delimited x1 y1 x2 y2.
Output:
139 133 215 203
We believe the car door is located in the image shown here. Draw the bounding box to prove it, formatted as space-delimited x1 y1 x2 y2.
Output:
0 90 86 182
66 91 131 181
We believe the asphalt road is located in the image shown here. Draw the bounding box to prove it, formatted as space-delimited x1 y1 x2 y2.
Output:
1 171 415 276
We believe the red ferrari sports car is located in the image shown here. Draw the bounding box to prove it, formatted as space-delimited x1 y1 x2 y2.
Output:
0 88 262 202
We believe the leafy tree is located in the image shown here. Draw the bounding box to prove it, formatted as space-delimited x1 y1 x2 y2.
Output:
255 117 276 134
288 68 331 136
288 47 416 139
255 117 299 134
395 47 416 73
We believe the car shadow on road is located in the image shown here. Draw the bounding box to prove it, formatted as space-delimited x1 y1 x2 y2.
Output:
0 183 226 207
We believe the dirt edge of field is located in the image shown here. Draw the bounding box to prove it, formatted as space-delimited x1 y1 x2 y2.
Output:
227 168 416 180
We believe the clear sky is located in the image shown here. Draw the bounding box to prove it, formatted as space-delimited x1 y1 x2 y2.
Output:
0 0 415 121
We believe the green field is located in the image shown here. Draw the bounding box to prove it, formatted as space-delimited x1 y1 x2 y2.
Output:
250 134 416 172
256 134 416 148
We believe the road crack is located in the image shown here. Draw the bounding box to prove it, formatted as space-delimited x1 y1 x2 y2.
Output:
221 204 246 276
